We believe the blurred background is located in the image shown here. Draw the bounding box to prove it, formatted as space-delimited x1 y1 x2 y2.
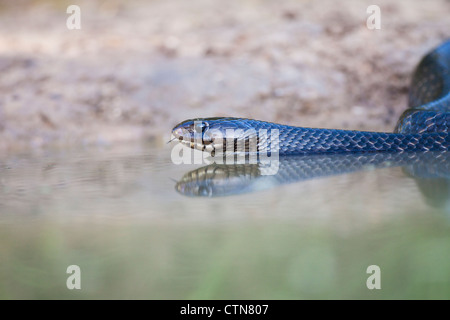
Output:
0 0 449 300
0 0 448 152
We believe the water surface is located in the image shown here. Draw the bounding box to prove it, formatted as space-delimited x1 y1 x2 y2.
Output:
0 143 449 299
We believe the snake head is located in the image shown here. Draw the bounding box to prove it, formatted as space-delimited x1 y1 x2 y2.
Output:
175 179 214 197
171 118 214 153
171 117 256 154
175 163 262 197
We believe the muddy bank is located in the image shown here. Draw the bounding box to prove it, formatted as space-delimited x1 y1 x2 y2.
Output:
0 0 448 152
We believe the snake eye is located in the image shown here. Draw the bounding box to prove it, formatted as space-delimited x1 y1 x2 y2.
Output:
194 121 209 133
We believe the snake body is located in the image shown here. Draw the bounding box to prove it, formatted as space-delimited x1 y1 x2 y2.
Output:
172 40 450 156
175 152 450 197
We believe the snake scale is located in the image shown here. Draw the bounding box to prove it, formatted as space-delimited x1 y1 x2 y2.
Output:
172 40 450 156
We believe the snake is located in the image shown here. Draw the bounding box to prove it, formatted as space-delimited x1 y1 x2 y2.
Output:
171 40 450 156
175 152 450 198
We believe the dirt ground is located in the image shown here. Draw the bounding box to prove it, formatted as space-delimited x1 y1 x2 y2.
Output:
0 0 449 152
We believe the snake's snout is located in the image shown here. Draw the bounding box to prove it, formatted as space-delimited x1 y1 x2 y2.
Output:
171 120 211 152
172 127 185 141
172 119 220 153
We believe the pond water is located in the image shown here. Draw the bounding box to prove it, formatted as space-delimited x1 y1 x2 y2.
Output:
0 143 449 299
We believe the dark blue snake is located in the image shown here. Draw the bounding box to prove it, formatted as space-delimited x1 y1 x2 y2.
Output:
172 40 450 156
